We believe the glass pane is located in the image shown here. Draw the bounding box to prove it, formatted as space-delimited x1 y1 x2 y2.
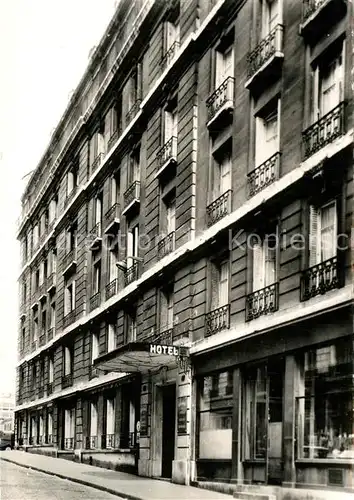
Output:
255 366 267 459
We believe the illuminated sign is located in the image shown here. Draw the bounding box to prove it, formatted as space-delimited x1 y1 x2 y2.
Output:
149 344 179 356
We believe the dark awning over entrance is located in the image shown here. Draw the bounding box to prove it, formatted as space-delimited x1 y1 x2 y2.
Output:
94 342 189 374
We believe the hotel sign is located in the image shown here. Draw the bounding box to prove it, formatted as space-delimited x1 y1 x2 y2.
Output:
149 344 180 356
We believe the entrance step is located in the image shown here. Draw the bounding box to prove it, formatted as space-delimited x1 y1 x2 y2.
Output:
234 493 276 500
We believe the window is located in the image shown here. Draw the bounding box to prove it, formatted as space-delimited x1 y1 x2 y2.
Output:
164 103 178 143
212 147 231 201
313 44 344 120
48 196 58 224
47 413 53 438
39 211 48 237
33 310 39 343
110 171 121 206
107 323 116 352
210 260 229 311
64 408 75 440
89 130 104 166
67 162 78 195
31 364 37 391
49 248 57 275
160 285 174 331
64 346 72 376
22 281 27 305
90 402 98 439
215 45 234 88
198 370 233 459
64 281 75 315
66 222 77 253
129 63 142 109
50 301 56 329
128 147 140 185
108 244 118 283
127 225 139 269
126 309 137 343
251 232 277 292
41 307 47 334
21 324 26 352
162 191 176 236
33 224 39 248
106 398 115 440
309 201 337 266
94 193 103 226
164 11 180 52
48 357 54 383
92 259 101 294
104 103 119 147
43 259 48 281
255 99 280 167
296 337 353 459
91 332 99 363
261 0 279 37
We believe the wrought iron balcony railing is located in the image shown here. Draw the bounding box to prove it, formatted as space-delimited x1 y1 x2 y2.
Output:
90 291 101 311
206 190 232 227
247 24 284 79
248 152 280 197
157 232 175 259
46 382 53 396
205 304 230 337
102 433 117 449
61 373 73 389
86 435 98 449
105 278 118 300
156 137 177 172
302 102 345 159
47 327 54 341
124 262 139 287
246 283 279 321
126 99 141 124
64 437 74 449
90 152 104 174
123 180 140 210
206 77 235 123
140 326 174 345
107 129 120 152
62 248 77 274
300 256 339 301
160 41 180 70
104 203 120 232
302 0 329 22
63 309 76 328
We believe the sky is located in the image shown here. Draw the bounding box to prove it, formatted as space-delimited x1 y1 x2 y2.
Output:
0 0 118 395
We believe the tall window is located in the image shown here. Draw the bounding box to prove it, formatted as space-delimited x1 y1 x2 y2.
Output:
92 258 101 295
261 0 279 37
126 309 137 343
33 309 39 343
48 195 58 225
64 408 75 441
91 332 99 363
164 103 178 143
104 102 120 148
255 99 280 167
50 301 56 329
164 7 180 53
107 323 116 352
47 413 53 439
89 130 104 166
110 171 121 206
41 305 47 334
127 225 139 269
160 285 174 331
162 191 176 236
309 201 337 266
106 398 115 441
128 147 140 185
64 346 72 376
94 193 103 227
66 222 77 253
108 243 118 283
90 402 98 440
212 147 231 201
48 357 54 383
64 281 75 315
210 260 230 311
215 45 234 88
251 232 277 292
67 162 78 195
49 248 57 275
129 63 142 109
198 371 233 459
33 224 39 249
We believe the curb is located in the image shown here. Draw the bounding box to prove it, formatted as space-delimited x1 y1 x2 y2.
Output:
0 456 144 500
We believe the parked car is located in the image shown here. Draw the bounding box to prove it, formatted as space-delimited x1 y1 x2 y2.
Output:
0 431 15 450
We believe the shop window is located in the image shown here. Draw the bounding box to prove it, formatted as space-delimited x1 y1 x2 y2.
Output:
295 337 353 459
198 370 233 460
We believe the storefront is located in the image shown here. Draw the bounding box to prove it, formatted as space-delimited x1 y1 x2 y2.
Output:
193 307 354 495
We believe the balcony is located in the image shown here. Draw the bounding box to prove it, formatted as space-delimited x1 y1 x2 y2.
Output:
46 382 53 396
124 262 139 287
248 153 280 197
64 186 77 208
107 129 120 152
302 102 345 159
157 232 175 259
39 333 46 347
299 0 347 40
122 181 140 216
90 152 104 175
105 278 118 300
64 437 74 450
155 137 177 178
126 99 141 125
86 435 98 449
206 77 235 130
46 273 56 293
160 41 180 71
88 222 102 250
205 304 230 337
300 257 340 301
90 291 101 311
206 190 232 227
245 25 284 91
104 203 120 234
62 249 77 276
63 309 76 328
246 283 279 322
88 365 99 380
102 433 117 449
47 327 54 341
61 373 73 389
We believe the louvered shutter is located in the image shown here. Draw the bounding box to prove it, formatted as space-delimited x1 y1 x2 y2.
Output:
320 201 337 261
252 242 265 291
219 261 229 306
309 205 320 266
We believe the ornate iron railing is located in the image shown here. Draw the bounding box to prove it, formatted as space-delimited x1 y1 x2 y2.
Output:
90 152 104 174
126 99 141 124
107 129 120 152
62 249 77 273
302 0 328 22
300 257 339 301
247 25 284 78
157 232 175 259
61 373 73 389
105 203 120 228
156 137 177 170
302 102 345 159
90 291 101 311
105 278 118 300
206 190 232 227
63 309 76 328
47 327 54 341
86 435 98 449
205 304 230 337
102 433 117 449
160 41 180 70
123 180 140 209
206 77 235 122
248 152 280 197
246 283 279 321
64 437 74 449
124 262 139 286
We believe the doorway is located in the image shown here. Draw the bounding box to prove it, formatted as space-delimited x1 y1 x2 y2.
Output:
161 384 176 478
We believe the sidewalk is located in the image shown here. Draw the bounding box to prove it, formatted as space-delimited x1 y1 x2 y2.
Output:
0 450 230 500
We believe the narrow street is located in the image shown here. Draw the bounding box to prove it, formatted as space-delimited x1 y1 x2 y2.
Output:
0 460 121 500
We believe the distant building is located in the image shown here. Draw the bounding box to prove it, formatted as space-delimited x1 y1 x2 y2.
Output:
0 393 15 432
15 0 353 499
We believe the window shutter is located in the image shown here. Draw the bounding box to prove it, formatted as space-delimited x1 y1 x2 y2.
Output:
220 154 231 193
320 201 337 261
252 242 265 291
265 236 276 286
311 66 320 122
255 116 266 166
210 264 220 310
219 261 229 306
309 205 320 267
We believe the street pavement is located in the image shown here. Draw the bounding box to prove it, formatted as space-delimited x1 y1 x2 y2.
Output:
0 460 122 500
